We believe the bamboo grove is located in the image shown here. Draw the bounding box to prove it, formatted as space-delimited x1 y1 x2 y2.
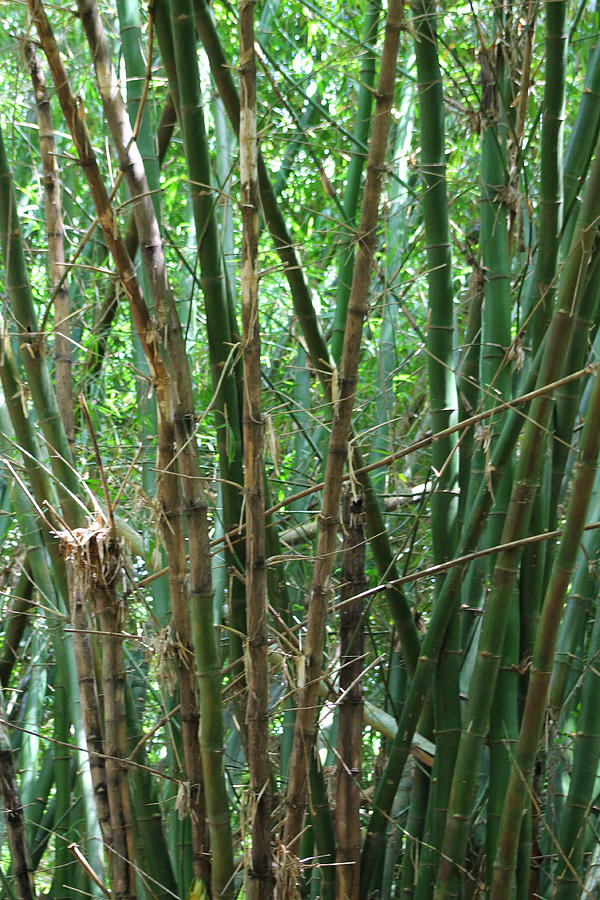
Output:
0 0 599 896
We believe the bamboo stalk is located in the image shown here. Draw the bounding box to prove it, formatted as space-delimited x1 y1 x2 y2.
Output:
160 0 247 727
238 0 272 895
552 593 600 897
489 342 600 898
0 716 36 900
476 16 518 879
335 491 366 900
525 0 567 348
94 564 134 899
409 0 460 888
434 130 600 899
282 0 404 855
0 561 34 688
28 1 216 885
0 124 80 528
66 563 112 851
330 0 380 364
24 43 74 457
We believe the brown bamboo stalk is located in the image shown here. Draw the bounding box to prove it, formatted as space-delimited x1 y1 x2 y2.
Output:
24 43 74 456
239 0 273 900
26 0 167 384
65 528 135 898
335 490 366 900
66 562 112 849
71 1 232 887
0 718 36 900
94 560 134 899
282 0 404 855
27 0 212 880
157 411 210 883
239 0 272 896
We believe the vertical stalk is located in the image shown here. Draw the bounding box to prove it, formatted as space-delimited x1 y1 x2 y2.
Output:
526 0 567 349
0 561 34 688
0 125 80 527
490 359 600 898
239 0 272 895
410 0 459 888
335 491 366 900
66 564 112 850
477 20 517 876
0 717 36 900
330 0 380 364
435 134 600 898
161 0 246 714
24 44 74 456
553 591 600 898
282 0 404 854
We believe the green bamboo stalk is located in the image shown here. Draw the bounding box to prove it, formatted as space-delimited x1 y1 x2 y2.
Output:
282 0 404 854
549 483 600 710
52 620 78 898
307 752 335 900
489 345 600 899
24 746 55 869
358 346 547 896
548 251 600 523
123 684 178 900
409 1 459 889
19 630 47 830
238 0 272 895
159 0 246 703
477 24 518 877
561 34 600 252
66 563 112 851
525 0 567 349
434 133 600 898
552 595 600 897
330 0 380 364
